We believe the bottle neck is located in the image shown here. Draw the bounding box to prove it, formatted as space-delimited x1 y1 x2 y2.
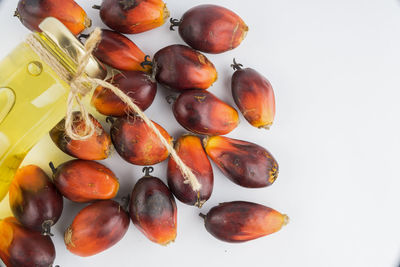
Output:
30 20 107 81
33 32 78 78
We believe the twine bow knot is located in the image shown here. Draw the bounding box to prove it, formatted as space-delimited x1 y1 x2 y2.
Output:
64 28 102 141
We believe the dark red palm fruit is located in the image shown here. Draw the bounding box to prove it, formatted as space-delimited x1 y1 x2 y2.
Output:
200 201 289 243
129 167 177 245
15 0 91 35
110 116 172 166
50 160 119 203
231 59 276 129
172 89 239 135
89 29 152 72
204 136 278 188
49 112 112 160
91 70 157 117
8 165 63 236
65 200 129 257
94 0 170 34
167 135 213 207
0 217 56 267
152 44 218 91
170 5 248 54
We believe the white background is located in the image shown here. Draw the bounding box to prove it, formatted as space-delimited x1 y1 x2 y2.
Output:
1 0 400 266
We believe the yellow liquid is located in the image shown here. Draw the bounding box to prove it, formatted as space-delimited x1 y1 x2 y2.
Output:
0 42 70 204
0 134 75 219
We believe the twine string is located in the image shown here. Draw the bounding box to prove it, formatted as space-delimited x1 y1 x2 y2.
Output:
26 28 201 191
65 28 102 140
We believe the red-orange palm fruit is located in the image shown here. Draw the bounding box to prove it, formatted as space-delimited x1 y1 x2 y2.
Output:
110 116 172 165
152 45 217 91
231 59 276 129
91 29 151 72
15 0 91 35
8 165 63 236
94 0 170 34
201 201 289 243
65 200 129 257
204 136 278 188
167 135 213 207
91 71 157 117
0 217 56 267
170 5 248 54
173 89 239 135
50 160 119 203
129 167 177 245
50 112 112 160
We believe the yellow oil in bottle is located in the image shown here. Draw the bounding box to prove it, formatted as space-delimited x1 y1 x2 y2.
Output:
0 18 106 218
0 42 70 214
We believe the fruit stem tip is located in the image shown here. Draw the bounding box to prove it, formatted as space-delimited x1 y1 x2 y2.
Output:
49 162 57 174
140 55 153 69
106 116 115 125
84 17 92 28
78 33 90 42
282 214 290 226
231 58 243 71
165 95 177 104
41 220 54 237
259 123 272 130
14 9 20 19
142 166 154 177
169 18 182 31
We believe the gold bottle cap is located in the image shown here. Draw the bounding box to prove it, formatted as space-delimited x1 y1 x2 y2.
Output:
37 17 106 79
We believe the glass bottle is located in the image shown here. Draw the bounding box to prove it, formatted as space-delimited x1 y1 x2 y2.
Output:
0 18 106 214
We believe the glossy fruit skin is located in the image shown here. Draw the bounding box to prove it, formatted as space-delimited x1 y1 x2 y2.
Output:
8 165 63 234
129 172 177 245
50 112 112 160
16 0 91 35
91 71 157 117
52 160 119 203
232 66 276 129
153 45 217 91
0 217 56 267
202 201 288 243
98 0 170 34
65 200 129 257
93 29 151 72
173 89 239 135
110 117 172 165
204 136 278 188
176 5 248 54
167 135 213 207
